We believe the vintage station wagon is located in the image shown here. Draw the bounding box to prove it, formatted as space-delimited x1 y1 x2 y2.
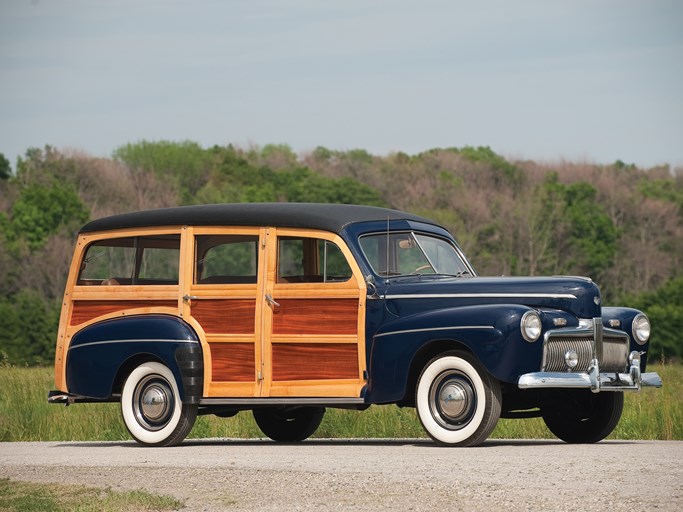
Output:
49 203 662 446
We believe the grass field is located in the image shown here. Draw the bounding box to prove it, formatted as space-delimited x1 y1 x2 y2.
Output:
0 364 680 442
0 479 183 511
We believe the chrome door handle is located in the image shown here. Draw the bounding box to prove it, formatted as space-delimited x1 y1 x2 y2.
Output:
265 294 280 308
182 294 199 302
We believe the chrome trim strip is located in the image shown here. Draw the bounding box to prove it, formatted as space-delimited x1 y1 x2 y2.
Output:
69 339 198 351
593 317 603 363
384 293 577 300
199 397 366 406
374 325 495 339
517 371 663 391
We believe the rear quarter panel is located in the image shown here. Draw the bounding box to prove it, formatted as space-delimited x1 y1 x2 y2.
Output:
66 315 201 401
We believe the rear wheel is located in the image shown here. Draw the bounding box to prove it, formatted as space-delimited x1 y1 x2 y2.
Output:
121 362 197 446
416 350 501 446
542 390 623 443
253 406 325 442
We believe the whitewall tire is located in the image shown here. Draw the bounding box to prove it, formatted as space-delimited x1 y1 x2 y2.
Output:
121 362 197 446
416 351 501 446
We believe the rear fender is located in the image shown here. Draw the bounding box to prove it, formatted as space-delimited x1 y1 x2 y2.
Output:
66 315 203 402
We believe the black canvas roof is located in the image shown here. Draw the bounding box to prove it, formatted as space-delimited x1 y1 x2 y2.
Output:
79 203 438 234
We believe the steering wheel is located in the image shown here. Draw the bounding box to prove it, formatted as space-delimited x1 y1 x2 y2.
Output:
413 265 432 273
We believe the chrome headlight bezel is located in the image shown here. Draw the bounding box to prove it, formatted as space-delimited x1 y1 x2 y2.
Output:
521 310 542 343
632 313 650 345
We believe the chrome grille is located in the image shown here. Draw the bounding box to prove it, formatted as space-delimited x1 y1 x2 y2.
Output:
542 331 628 372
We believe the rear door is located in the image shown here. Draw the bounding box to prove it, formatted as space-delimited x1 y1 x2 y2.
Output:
183 227 264 397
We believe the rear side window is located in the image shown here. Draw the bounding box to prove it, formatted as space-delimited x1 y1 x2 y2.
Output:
78 235 180 285
195 235 259 284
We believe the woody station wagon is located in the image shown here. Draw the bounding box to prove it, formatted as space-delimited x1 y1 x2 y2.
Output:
49 203 662 446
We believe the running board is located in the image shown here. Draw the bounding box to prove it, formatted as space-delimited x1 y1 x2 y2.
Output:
199 397 366 407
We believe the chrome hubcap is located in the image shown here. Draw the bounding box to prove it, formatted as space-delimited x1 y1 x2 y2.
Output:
430 371 476 430
439 382 468 418
133 375 174 431
141 386 168 421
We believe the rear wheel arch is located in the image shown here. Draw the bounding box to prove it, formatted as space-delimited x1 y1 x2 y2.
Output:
112 343 204 403
112 354 166 396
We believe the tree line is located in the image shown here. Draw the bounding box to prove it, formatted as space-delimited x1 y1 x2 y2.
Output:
1 142 681 365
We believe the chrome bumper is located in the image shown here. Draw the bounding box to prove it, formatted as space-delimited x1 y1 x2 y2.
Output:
518 369 663 392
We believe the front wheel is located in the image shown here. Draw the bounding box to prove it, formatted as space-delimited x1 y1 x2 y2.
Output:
253 406 325 442
121 362 197 446
541 390 623 443
416 351 501 446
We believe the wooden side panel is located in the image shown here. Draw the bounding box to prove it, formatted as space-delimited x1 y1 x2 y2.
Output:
272 343 359 381
272 299 357 335
70 300 177 325
209 343 255 382
191 299 256 334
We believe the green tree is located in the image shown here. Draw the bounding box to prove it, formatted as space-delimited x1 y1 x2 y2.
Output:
639 177 683 218
5 183 89 251
457 146 523 187
623 277 683 362
0 289 59 365
194 145 384 206
113 140 212 202
0 153 10 180
562 182 619 278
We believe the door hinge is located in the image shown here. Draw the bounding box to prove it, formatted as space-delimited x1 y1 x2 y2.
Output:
257 371 263 381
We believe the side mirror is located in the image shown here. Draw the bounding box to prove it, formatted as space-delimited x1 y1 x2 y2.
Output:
365 274 379 298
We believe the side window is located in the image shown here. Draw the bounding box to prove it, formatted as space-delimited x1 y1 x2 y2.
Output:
78 235 180 285
359 232 468 276
359 233 426 275
195 235 259 284
278 237 352 283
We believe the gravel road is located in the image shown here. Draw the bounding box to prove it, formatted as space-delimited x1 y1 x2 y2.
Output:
1 439 681 511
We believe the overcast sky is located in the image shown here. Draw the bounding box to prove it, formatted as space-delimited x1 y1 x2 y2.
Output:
1 0 681 171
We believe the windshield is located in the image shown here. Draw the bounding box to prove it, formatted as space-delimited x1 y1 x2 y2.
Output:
359 232 471 277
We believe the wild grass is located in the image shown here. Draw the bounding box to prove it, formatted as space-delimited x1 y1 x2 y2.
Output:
0 478 184 511
0 364 679 442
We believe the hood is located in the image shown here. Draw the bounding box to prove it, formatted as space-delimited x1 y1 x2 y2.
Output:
382 275 602 319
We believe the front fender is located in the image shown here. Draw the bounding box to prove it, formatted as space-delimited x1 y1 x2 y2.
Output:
602 306 652 369
66 314 202 402
366 304 542 403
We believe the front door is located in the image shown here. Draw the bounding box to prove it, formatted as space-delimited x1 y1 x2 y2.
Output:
260 228 367 398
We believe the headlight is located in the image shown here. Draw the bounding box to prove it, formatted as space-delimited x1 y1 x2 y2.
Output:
521 310 542 343
632 313 650 345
